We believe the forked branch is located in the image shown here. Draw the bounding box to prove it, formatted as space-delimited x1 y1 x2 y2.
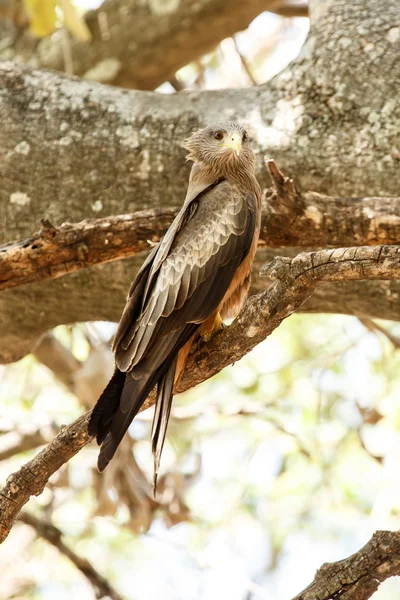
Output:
2 161 400 292
19 512 124 600
1 243 399 545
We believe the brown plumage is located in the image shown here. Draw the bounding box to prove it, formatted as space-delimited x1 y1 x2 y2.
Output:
88 122 261 489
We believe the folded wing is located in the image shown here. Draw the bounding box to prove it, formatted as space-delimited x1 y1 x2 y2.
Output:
94 181 257 471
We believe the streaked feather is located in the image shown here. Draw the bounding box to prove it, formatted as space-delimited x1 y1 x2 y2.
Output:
89 121 261 482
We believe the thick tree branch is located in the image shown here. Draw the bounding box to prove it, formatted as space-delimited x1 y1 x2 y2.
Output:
1 244 399 542
179 245 400 391
0 0 287 90
32 332 82 390
19 512 124 600
263 160 400 247
292 530 400 600
1 0 399 356
0 209 175 291
2 161 400 293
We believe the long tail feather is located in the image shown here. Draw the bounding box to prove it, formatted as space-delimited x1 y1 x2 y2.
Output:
97 361 172 472
151 356 178 496
88 369 126 444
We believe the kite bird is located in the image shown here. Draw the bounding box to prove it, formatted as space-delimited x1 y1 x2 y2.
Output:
88 122 261 489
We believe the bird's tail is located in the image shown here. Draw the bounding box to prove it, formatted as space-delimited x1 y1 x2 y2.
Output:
88 368 126 445
89 359 175 473
151 355 178 494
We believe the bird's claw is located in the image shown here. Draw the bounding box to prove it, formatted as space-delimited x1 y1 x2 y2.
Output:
192 319 225 352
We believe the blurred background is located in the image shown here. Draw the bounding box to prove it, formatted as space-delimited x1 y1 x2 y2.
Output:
1 1 400 599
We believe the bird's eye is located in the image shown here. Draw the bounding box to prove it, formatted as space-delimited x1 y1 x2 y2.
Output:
214 130 224 141
242 132 248 142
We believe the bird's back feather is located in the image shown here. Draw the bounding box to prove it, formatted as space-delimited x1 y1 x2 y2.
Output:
89 177 258 476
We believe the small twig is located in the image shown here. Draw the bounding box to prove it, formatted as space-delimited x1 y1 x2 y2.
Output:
232 36 257 85
266 159 301 210
60 0 74 76
19 512 124 600
359 317 400 348
169 75 185 91
0 425 57 462
270 0 309 17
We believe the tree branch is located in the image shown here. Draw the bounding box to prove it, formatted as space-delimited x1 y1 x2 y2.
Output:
179 244 400 392
359 318 400 349
0 208 175 292
19 512 124 600
32 332 81 390
0 424 57 462
0 0 284 90
2 161 400 293
0 412 90 543
1 0 399 354
292 530 400 600
1 243 399 542
270 1 308 17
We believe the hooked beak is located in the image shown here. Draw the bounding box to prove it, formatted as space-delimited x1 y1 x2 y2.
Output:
222 133 241 156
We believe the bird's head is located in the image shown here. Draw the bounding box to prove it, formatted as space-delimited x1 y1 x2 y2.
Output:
183 122 255 176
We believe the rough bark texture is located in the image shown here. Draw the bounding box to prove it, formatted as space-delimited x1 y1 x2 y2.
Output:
292 530 400 600
0 209 176 291
0 412 91 542
1 243 399 541
2 164 400 293
0 0 292 90
0 0 399 361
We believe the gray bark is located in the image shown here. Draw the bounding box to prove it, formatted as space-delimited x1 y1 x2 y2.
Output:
0 0 400 361
1 243 399 544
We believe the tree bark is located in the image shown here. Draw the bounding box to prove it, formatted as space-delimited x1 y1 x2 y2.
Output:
2 164 400 292
0 0 294 90
0 0 399 361
1 243 399 543
292 530 400 600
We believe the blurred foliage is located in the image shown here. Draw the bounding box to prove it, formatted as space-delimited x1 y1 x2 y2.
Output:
22 0 91 39
23 0 57 37
1 315 400 599
1 3 399 599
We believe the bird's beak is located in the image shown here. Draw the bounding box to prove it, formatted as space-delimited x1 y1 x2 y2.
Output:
223 133 242 156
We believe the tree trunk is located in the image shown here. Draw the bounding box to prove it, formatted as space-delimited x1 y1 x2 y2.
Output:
0 0 399 361
0 0 299 90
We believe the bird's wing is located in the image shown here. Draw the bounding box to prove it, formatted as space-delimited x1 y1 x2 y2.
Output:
115 180 257 377
112 174 221 355
97 181 257 471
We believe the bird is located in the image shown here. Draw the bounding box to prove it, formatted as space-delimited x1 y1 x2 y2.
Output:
88 121 261 490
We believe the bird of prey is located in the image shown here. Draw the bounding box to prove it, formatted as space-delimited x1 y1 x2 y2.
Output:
88 121 261 488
